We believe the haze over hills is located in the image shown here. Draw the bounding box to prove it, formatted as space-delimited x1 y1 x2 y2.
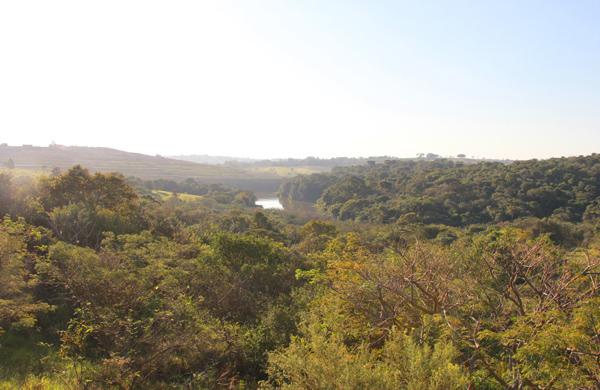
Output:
170 154 259 165
0 144 513 187
0 144 282 192
172 153 509 165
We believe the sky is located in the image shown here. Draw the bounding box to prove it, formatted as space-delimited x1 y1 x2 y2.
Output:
1 1 599 160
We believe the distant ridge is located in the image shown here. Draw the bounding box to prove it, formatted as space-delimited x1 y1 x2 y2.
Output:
173 154 512 167
170 154 258 165
0 144 281 192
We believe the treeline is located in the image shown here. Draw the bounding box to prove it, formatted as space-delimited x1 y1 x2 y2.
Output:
1 164 600 388
279 154 600 225
128 177 257 207
228 156 399 168
0 166 258 248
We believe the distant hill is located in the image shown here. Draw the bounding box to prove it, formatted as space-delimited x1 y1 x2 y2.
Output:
174 154 512 169
0 145 281 192
180 155 513 182
0 145 511 194
170 154 259 165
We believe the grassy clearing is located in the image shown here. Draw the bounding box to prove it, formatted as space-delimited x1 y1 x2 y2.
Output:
151 190 203 202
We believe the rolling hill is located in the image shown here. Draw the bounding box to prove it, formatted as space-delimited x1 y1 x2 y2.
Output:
0 144 282 192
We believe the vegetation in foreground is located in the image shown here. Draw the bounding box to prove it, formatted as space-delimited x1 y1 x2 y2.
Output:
1 160 600 389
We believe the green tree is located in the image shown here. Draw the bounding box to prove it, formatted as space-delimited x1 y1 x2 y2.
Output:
0 219 50 333
0 174 13 217
40 166 144 247
264 319 467 389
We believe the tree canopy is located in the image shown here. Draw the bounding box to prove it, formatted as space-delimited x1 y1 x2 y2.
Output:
1 161 600 388
280 155 600 225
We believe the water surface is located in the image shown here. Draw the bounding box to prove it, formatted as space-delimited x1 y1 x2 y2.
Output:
256 197 284 210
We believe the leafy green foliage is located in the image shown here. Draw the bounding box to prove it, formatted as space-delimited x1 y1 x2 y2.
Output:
0 174 13 217
0 219 51 333
264 323 467 390
278 173 336 203
282 155 600 225
2 162 600 388
38 166 145 247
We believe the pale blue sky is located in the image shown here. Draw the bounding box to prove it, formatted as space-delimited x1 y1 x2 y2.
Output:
0 1 599 159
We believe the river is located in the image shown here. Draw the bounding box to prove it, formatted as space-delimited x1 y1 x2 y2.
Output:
256 197 284 210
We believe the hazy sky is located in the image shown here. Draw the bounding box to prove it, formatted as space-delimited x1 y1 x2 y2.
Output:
1 1 599 159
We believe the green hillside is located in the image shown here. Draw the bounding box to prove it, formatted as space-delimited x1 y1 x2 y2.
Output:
279 154 600 225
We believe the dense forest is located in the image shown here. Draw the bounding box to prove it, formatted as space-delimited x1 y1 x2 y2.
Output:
1 160 600 389
279 155 600 225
